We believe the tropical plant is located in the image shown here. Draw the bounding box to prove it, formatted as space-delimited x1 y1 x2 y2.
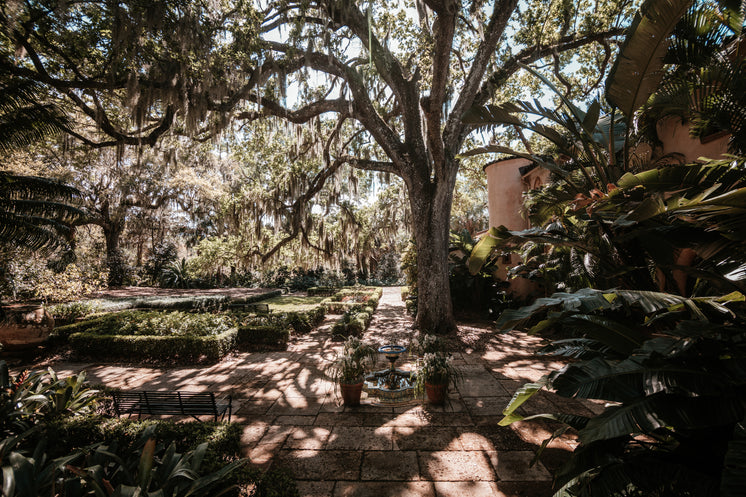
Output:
0 363 99 440
415 352 460 388
470 158 746 296
0 172 85 255
1 427 247 497
0 69 68 154
326 336 377 385
160 258 193 289
497 289 746 497
449 229 499 312
608 0 746 154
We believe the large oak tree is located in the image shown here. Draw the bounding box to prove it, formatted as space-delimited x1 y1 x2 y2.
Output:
2 0 631 330
242 0 629 332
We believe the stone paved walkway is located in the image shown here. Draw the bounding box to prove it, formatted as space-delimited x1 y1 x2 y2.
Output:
41 287 602 497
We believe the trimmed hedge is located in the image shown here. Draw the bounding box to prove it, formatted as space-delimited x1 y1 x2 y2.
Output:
232 307 326 335
307 286 337 296
283 307 326 334
227 290 282 307
236 325 289 350
322 287 382 314
76 290 282 314
69 328 237 363
52 310 232 343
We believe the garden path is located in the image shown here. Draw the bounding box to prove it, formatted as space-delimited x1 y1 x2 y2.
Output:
40 287 601 497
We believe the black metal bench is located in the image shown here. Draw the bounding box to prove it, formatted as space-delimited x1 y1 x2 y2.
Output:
111 391 232 422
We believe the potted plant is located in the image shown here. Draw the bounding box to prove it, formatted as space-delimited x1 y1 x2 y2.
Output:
327 336 377 406
416 352 459 405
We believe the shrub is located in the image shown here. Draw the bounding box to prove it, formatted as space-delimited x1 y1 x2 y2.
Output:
236 325 289 350
54 310 233 341
331 308 374 339
228 290 282 307
69 327 238 363
48 300 100 325
144 241 178 284
307 286 337 296
46 415 246 472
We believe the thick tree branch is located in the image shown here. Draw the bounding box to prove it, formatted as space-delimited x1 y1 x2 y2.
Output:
323 2 424 158
473 28 626 107
236 96 350 123
445 0 519 152
424 1 457 174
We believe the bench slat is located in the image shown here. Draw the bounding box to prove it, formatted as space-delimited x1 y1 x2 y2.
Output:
111 390 231 422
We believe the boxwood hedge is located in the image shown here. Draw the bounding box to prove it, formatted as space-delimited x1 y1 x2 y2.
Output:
69 327 237 363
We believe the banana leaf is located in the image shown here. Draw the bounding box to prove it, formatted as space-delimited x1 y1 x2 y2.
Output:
606 0 694 116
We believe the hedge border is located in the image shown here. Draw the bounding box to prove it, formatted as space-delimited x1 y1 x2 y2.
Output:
236 325 289 350
69 328 237 363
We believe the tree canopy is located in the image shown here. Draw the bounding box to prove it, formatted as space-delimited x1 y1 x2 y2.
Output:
1 0 636 332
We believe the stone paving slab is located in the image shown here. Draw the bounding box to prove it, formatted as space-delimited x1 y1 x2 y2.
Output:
417 450 496 481
278 449 363 480
334 481 436 497
360 450 421 481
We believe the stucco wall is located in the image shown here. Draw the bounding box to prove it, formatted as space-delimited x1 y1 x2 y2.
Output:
657 116 729 162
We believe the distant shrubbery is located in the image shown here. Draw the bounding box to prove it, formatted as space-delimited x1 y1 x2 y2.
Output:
327 287 383 338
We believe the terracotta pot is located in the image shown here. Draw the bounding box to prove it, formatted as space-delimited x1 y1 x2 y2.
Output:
425 382 448 405
340 382 364 406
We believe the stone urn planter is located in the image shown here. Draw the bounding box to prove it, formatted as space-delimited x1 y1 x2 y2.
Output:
0 305 54 350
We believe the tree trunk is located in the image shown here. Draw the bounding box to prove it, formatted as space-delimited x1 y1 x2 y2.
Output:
409 164 458 335
103 221 125 287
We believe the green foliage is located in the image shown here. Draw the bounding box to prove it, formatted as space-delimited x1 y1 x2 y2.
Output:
0 255 108 303
449 229 498 313
45 416 247 477
3 426 248 497
415 352 460 388
307 286 338 296
160 258 194 289
69 327 238 364
326 336 377 385
498 288 746 496
144 241 178 284
0 365 100 440
236 325 290 350
56 310 232 338
0 367 257 497
48 301 100 325
0 172 84 257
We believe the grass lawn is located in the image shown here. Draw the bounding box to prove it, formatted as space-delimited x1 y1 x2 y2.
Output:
263 295 326 311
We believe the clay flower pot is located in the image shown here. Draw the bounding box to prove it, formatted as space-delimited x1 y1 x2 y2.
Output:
425 382 448 405
340 382 364 406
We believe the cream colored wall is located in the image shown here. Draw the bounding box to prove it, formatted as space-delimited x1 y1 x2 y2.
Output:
484 157 547 299
484 157 533 231
657 116 730 162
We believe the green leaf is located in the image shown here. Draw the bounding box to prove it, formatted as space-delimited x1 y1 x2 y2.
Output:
498 379 548 426
606 0 695 116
